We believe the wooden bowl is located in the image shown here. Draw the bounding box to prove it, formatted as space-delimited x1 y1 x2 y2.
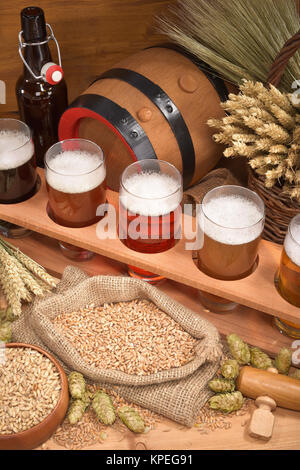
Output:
0 343 69 450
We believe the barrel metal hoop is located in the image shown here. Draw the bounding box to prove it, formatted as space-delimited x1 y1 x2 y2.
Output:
64 94 157 163
96 68 195 189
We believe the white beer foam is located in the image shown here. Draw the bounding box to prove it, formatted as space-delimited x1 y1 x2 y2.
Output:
46 150 106 194
120 171 182 216
285 222 300 268
0 131 34 170
199 195 264 245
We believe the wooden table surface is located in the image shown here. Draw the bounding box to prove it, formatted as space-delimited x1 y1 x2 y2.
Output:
43 406 300 451
4 233 300 451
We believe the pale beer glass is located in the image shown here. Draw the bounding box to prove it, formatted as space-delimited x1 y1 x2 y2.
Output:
274 214 300 338
45 138 106 260
0 118 37 238
197 185 265 312
119 159 183 283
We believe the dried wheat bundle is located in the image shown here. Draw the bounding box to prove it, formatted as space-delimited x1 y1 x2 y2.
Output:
158 0 300 92
0 237 56 318
208 80 300 201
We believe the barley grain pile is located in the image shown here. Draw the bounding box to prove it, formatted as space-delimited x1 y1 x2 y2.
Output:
52 300 197 375
0 348 61 435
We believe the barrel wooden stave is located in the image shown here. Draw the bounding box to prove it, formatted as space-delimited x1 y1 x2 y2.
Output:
61 47 230 191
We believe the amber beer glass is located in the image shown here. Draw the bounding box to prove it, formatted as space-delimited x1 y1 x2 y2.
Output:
45 138 106 259
0 119 36 204
275 214 300 338
197 185 265 312
119 160 183 282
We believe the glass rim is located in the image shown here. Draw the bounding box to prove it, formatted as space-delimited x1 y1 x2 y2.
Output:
201 185 266 230
45 138 105 177
0 118 32 152
120 159 183 200
288 213 300 247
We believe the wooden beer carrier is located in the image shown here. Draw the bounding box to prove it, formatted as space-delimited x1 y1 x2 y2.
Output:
0 167 299 359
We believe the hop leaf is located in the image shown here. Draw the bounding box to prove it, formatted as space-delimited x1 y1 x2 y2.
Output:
221 359 240 380
227 333 250 365
209 391 244 413
118 406 145 433
250 347 273 370
68 372 86 400
209 378 235 393
274 348 292 375
92 390 116 425
67 392 91 425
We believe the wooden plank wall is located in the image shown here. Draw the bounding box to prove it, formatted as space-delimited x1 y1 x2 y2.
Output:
0 0 299 117
0 0 173 116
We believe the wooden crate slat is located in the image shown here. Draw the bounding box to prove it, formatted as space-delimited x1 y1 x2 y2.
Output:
0 168 299 325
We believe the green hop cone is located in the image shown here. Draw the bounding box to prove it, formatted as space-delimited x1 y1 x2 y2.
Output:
68 371 86 400
221 359 240 379
209 378 235 393
92 390 116 425
209 391 244 413
274 348 292 375
289 369 300 380
250 347 273 370
118 406 145 433
227 333 250 364
67 392 91 425
0 321 12 343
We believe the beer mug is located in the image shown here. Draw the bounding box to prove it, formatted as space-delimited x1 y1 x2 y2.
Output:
274 214 300 338
119 159 183 283
0 119 37 238
45 138 106 260
197 185 265 312
0 119 36 204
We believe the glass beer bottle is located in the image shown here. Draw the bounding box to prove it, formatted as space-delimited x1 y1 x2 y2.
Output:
16 6 68 167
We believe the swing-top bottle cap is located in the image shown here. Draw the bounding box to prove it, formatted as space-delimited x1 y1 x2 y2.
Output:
41 62 63 85
21 6 47 43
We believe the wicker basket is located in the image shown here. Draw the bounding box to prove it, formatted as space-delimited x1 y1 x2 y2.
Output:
248 30 300 245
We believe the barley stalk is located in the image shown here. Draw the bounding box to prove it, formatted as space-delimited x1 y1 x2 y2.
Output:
208 79 300 201
0 239 56 288
158 0 300 93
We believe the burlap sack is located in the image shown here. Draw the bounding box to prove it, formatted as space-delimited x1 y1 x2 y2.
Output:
12 266 222 426
183 168 240 216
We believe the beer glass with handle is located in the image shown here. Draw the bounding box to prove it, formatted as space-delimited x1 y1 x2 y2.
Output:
119 159 183 283
197 185 265 312
274 214 300 338
0 118 37 238
45 138 106 260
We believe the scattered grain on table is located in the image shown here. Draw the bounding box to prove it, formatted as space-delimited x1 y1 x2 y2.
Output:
52 384 161 450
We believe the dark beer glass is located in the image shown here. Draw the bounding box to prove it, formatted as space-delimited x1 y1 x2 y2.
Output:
197 185 265 312
0 119 36 204
45 138 106 260
119 160 183 283
275 214 300 338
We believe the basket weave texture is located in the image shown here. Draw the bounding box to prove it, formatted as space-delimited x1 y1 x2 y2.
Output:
248 168 299 244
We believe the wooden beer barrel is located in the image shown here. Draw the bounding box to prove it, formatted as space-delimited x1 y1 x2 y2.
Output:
59 46 232 191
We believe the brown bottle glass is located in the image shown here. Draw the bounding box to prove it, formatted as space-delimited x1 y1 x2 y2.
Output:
16 7 68 167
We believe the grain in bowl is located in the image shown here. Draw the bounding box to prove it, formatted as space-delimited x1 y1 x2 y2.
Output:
0 347 61 435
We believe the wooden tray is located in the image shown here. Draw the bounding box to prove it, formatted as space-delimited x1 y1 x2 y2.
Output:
0 168 299 326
